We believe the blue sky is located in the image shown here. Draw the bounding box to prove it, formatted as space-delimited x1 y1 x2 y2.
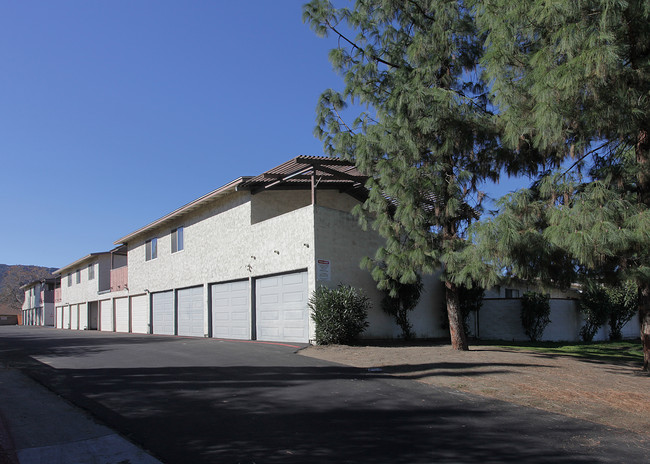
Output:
1 1 526 268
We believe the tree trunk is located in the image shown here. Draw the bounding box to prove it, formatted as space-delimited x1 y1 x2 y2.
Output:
445 280 468 350
639 284 650 372
638 129 650 371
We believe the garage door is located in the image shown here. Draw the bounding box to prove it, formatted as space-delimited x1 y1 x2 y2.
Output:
100 299 113 331
63 305 70 329
130 294 149 334
211 280 249 340
255 271 309 343
152 291 174 335
78 303 88 330
56 307 63 328
115 297 129 332
70 304 79 330
177 287 204 337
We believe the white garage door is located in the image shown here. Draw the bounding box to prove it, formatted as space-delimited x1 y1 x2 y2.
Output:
255 271 309 343
78 303 88 330
100 300 113 332
152 291 174 335
177 287 204 337
130 294 149 334
56 307 63 328
70 304 79 330
211 280 250 340
63 305 70 329
115 297 129 332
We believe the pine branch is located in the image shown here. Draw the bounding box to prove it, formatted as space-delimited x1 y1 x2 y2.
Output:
561 140 612 176
332 105 355 135
406 0 435 22
325 19 402 69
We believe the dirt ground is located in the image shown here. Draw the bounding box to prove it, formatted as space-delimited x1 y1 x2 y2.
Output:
300 343 650 436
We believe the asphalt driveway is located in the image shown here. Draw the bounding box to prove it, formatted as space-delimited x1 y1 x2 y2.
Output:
0 326 647 464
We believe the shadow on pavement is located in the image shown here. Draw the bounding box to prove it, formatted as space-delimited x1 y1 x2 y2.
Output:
1 327 646 464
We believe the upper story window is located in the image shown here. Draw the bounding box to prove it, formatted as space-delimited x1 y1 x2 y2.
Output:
76 270 81 284
505 288 520 299
67 274 72 287
145 237 158 261
171 226 184 253
88 263 95 280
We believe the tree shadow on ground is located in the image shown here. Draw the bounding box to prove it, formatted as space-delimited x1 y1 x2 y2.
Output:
24 362 634 464
371 360 555 380
2 327 648 464
476 346 645 373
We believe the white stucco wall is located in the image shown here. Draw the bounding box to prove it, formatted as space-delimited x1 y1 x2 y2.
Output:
476 297 641 342
59 260 102 306
250 189 362 224
409 273 448 339
127 191 315 293
22 284 42 311
313 204 387 337
313 205 446 339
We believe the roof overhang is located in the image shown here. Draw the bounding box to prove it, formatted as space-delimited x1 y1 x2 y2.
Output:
238 155 368 201
20 277 58 290
113 177 249 245
53 253 108 276
112 156 368 247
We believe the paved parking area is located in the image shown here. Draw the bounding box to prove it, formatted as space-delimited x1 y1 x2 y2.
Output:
0 326 648 463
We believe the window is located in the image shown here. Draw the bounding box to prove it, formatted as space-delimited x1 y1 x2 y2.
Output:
146 237 158 261
88 263 95 280
67 274 72 287
76 270 81 284
171 226 184 253
505 288 520 299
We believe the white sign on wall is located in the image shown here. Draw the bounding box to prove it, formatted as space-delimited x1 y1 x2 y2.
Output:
317 259 331 282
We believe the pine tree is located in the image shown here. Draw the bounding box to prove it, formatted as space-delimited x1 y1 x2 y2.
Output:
303 0 503 350
476 0 650 369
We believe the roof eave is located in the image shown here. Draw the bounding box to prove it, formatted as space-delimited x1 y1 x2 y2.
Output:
53 253 107 275
113 177 249 245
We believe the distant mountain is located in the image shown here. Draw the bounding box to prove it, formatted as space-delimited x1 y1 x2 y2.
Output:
0 264 57 313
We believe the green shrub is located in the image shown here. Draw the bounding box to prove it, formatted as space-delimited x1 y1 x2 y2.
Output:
310 285 370 345
381 275 423 340
607 281 638 341
579 281 638 341
579 284 610 342
520 291 551 341
459 284 485 336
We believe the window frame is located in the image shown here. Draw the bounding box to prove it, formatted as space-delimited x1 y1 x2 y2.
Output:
171 226 184 253
145 237 158 261
76 269 81 284
88 263 95 280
